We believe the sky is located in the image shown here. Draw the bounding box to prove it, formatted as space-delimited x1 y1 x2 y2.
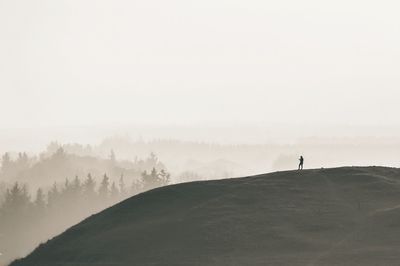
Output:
1 0 400 129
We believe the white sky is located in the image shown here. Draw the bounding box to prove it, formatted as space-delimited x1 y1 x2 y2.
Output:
1 0 400 128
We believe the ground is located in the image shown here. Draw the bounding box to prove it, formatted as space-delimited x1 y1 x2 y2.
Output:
10 166 400 266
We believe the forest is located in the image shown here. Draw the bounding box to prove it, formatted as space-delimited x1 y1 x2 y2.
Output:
0 146 170 265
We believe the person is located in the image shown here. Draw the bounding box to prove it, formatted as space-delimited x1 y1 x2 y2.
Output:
298 156 304 170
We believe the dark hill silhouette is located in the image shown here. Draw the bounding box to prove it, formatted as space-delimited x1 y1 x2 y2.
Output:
10 167 400 266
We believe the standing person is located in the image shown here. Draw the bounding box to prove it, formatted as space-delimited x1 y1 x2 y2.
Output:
298 156 304 170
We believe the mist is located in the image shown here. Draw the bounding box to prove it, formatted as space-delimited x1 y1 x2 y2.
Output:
1 0 400 128
1 0 400 265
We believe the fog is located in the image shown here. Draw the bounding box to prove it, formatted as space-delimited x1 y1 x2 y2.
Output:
1 0 400 128
1 0 400 265
2 130 400 265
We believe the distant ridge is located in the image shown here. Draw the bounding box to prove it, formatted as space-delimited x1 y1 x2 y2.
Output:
11 166 400 266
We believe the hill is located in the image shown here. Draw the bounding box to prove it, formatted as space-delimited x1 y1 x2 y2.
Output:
10 167 400 266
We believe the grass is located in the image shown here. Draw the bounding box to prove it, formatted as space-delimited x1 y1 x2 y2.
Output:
11 166 400 266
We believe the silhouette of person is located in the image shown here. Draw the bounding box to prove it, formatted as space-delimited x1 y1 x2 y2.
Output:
298 156 304 170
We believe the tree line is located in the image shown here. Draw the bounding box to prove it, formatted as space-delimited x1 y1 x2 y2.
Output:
0 168 170 265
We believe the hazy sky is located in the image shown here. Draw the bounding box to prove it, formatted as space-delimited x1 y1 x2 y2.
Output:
1 0 400 128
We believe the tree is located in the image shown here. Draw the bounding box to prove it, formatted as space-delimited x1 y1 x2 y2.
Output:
53 147 66 161
46 141 61 155
98 174 110 201
0 183 32 265
63 178 73 198
72 176 82 198
47 182 59 210
84 174 95 192
159 169 171 185
1 182 31 216
119 174 126 198
34 188 46 215
141 168 171 191
83 173 96 203
17 152 29 168
1 152 12 175
142 168 159 190
110 182 119 202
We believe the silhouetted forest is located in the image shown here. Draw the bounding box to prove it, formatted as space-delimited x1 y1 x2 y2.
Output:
0 147 170 265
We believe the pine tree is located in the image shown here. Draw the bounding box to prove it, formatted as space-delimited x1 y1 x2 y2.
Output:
83 173 96 204
17 152 29 168
0 183 31 264
110 182 119 202
1 182 31 216
72 175 82 198
47 182 59 210
63 178 73 199
1 152 12 175
119 174 126 198
34 188 46 214
84 173 95 191
142 167 159 190
98 174 110 201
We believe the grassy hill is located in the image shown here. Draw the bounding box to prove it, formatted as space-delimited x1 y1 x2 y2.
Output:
10 167 400 266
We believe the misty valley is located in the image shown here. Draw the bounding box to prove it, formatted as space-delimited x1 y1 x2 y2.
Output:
2 0 400 264
1 136 400 265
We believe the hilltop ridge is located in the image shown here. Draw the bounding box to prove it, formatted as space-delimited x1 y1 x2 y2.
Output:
11 166 400 266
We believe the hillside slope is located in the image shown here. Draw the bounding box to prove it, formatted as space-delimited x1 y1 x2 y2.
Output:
11 167 400 266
